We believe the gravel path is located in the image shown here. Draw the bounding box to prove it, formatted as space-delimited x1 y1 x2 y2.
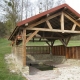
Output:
23 65 80 80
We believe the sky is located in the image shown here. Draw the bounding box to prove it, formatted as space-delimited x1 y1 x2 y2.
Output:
31 0 80 14
66 0 80 14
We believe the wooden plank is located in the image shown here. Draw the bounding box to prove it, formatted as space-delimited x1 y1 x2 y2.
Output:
22 29 26 66
64 13 80 27
71 24 76 31
26 12 61 28
46 20 53 29
26 30 39 43
61 12 64 33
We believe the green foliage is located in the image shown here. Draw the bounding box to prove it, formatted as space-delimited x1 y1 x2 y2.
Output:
4 20 13 36
3 0 19 34
0 38 26 80
8 2 12 7
0 22 6 38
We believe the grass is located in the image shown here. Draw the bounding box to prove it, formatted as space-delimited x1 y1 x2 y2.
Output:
0 38 26 80
27 40 80 47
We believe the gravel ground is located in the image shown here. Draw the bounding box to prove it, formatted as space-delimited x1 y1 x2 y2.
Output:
23 66 80 80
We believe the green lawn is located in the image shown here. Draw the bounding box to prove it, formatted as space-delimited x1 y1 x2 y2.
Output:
27 40 80 47
0 38 26 80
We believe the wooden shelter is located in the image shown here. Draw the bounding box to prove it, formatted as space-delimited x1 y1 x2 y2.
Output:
9 4 80 67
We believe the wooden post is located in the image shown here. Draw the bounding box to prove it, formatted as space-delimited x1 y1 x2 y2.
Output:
61 12 64 33
22 29 26 66
51 40 55 55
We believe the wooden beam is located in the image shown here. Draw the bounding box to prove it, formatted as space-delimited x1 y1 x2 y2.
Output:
26 12 61 28
27 28 62 32
66 36 71 45
64 30 80 33
22 29 26 66
71 24 76 31
26 30 39 43
26 28 80 33
51 40 55 47
64 13 80 27
46 41 50 46
61 12 64 33
59 36 71 46
60 39 67 47
46 20 53 29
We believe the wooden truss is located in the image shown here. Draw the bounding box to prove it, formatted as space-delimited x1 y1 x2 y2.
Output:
25 12 80 32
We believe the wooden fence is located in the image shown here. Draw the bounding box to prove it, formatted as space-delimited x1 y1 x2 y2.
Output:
26 46 50 54
26 45 80 59
52 45 80 59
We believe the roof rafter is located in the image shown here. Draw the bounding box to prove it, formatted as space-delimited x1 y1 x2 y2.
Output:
64 13 80 27
26 12 61 28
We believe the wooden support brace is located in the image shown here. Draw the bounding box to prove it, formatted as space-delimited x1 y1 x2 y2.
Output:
60 39 67 46
46 20 53 29
71 24 76 31
61 12 64 33
66 36 71 45
46 41 50 46
51 40 55 47
64 13 80 27
59 37 71 47
26 30 39 43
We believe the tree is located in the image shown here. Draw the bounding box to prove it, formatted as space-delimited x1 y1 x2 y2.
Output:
37 0 65 13
0 0 22 35
0 22 6 38
55 0 65 6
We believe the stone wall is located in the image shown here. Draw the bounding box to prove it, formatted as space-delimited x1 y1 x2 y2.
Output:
27 54 66 64
12 45 29 72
